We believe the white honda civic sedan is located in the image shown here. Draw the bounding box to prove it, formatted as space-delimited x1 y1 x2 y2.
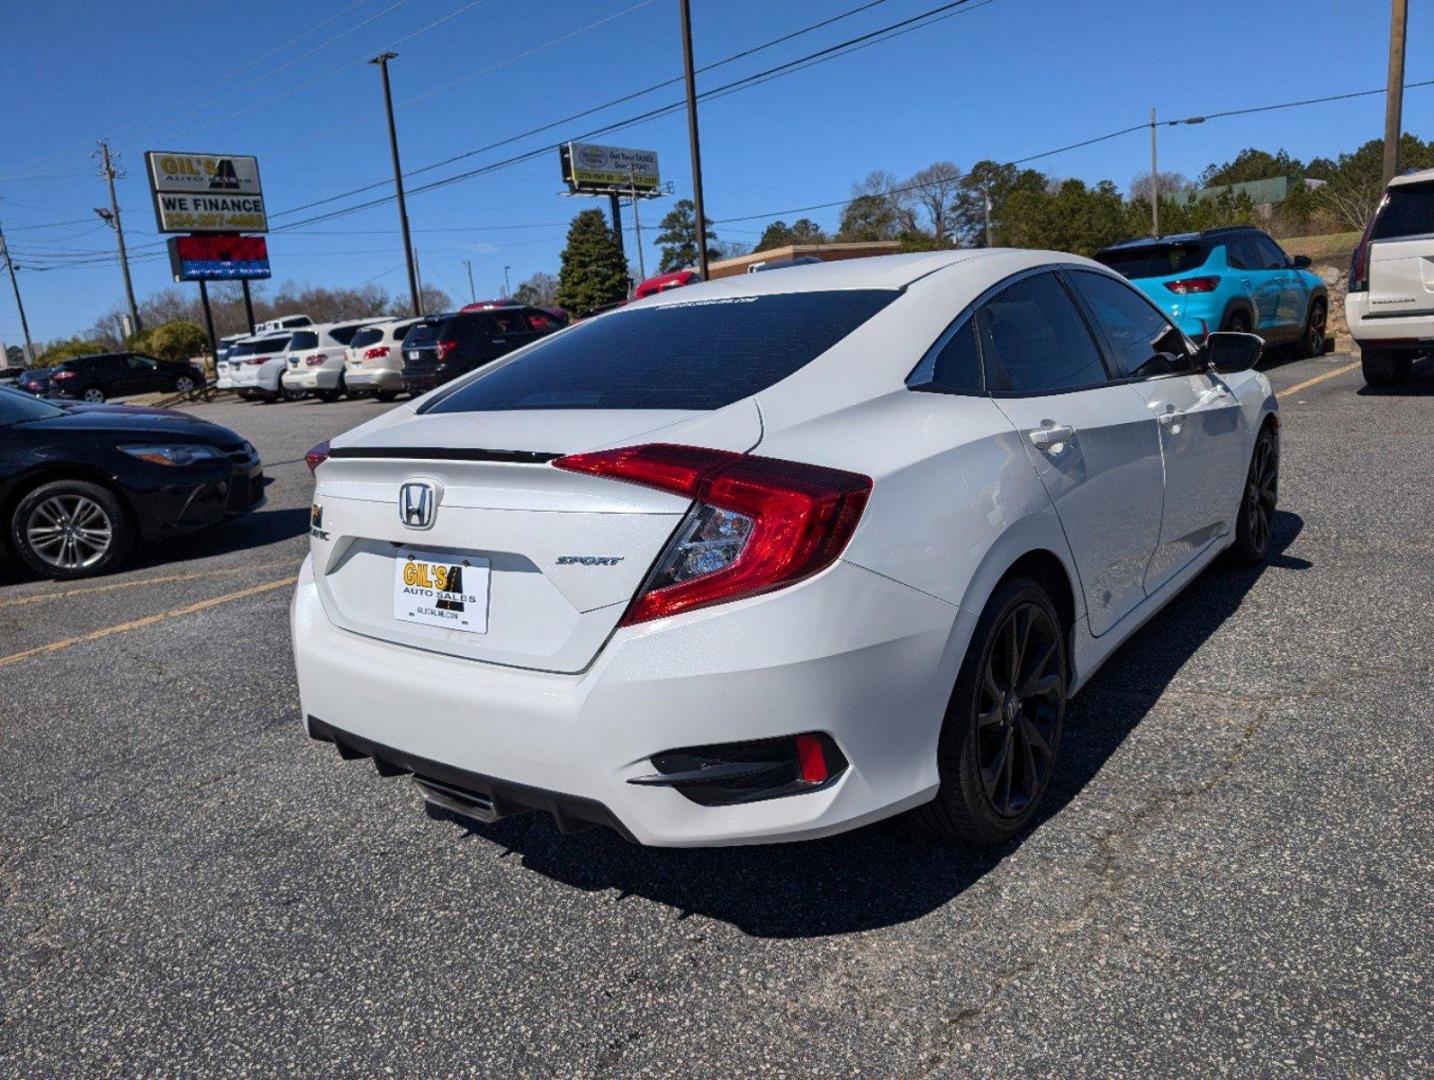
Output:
292 250 1278 847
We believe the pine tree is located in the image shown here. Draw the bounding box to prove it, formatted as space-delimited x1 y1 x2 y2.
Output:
654 199 719 273
556 210 630 317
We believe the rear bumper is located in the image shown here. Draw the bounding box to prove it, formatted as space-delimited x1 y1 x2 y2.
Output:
345 367 403 392
291 555 970 846
283 365 342 390
1347 291 1434 346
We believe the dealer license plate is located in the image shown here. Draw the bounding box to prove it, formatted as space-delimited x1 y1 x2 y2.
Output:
393 549 490 634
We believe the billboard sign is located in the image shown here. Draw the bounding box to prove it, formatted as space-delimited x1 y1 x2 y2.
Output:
168 234 271 281
146 151 267 233
560 142 660 195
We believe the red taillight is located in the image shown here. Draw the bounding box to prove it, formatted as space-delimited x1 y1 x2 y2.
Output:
553 444 872 625
304 440 330 474
305 352 328 367
1349 208 1380 293
435 339 458 361
794 733 828 784
52 370 75 380
1164 276 1220 294
364 346 390 360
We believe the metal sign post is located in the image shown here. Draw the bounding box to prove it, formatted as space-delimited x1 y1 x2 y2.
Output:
198 279 217 364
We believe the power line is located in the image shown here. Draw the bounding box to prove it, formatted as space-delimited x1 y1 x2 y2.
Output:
269 0 899 221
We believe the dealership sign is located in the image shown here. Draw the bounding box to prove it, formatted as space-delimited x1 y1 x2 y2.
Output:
145 151 268 233
560 142 660 195
168 234 271 281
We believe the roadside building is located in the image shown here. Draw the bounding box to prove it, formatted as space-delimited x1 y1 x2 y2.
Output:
706 241 902 279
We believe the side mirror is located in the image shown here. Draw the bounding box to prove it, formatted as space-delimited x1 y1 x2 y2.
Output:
1204 331 1263 374
1291 254 1312 269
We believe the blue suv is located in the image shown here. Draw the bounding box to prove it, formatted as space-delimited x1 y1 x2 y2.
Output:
1095 226 1327 356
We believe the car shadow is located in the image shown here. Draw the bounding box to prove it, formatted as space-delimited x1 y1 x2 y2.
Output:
1356 353 1434 396
428 511 1308 939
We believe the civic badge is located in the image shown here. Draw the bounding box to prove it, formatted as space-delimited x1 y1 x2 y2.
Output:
398 479 441 530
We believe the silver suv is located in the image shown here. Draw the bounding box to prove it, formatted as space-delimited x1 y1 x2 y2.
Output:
1347 167 1434 386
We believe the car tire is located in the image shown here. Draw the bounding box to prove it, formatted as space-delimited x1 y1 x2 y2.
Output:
375 390 398 403
1361 348 1413 387
1226 424 1278 566
174 374 196 393
316 389 341 403
10 479 133 580
281 384 307 403
1221 308 1252 334
81 386 106 404
912 576 1068 845
1296 299 1326 359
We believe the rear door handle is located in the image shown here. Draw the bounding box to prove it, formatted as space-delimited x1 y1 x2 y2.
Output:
1028 423 1075 448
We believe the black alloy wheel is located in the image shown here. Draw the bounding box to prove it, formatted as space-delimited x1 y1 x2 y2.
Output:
914 577 1068 845
1298 299 1327 359
1227 426 1278 565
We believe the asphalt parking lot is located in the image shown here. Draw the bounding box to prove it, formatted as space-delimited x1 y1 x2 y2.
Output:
1 354 1430 1078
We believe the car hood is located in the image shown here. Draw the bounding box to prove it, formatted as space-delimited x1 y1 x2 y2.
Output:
20 410 244 445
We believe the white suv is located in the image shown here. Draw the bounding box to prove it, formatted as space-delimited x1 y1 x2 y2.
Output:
342 318 423 402
281 321 381 403
229 332 304 402
1347 167 1434 386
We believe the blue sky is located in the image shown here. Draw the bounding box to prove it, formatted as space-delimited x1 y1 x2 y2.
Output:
1 0 1428 345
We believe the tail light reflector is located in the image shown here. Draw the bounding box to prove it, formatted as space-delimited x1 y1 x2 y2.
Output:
305 353 328 367
52 370 75 380
305 440 330 473
554 443 872 625
364 346 390 360
1349 205 1381 292
1164 276 1220 294
794 733 829 784
435 340 459 361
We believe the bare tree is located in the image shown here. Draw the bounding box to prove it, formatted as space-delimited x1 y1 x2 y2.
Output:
905 161 964 245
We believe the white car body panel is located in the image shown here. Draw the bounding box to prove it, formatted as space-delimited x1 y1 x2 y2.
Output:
293 250 1276 845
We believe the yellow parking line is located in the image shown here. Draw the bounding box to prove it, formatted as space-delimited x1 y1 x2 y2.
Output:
1277 360 1361 400
0 564 265 609
0 576 297 669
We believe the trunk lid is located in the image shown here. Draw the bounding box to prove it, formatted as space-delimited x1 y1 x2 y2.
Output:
309 401 761 673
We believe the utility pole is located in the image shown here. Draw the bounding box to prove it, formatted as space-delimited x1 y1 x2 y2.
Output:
1148 107 1160 238
607 191 625 261
678 0 709 280
371 52 421 317
95 140 142 335
241 279 256 333
629 167 647 281
983 184 993 248
412 245 424 314
0 221 36 363
464 259 475 303
1382 0 1408 183
503 265 511 296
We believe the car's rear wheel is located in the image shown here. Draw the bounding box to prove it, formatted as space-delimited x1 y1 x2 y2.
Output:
1297 299 1326 358
1361 347 1413 387
375 390 398 403
1222 308 1252 334
1227 425 1278 565
280 384 307 402
913 576 1067 845
82 386 106 404
173 374 196 393
10 479 133 579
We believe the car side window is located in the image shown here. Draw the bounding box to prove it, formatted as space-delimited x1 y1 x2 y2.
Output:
1067 270 1193 379
126 356 157 371
1255 236 1290 269
1223 240 1249 270
975 273 1110 394
908 318 982 394
490 310 529 335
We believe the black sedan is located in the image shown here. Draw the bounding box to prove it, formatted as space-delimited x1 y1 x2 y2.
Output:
0 388 263 579
16 368 50 395
46 352 205 403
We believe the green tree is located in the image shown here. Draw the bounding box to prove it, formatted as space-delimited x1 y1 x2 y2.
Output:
837 193 901 242
754 218 828 251
1199 148 1305 187
35 337 111 366
128 320 208 361
556 209 630 317
654 198 718 273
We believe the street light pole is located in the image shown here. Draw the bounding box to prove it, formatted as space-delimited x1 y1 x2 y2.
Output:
629 167 647 281
678 0 709 280
503 265 511 296
1382 0 1408 184
464 259 476 303
371 52 421 318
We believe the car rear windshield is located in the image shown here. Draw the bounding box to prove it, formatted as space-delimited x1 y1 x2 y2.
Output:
349 326 384 349
1372 182 1434 240
402 320 447 347
288 331 320 350
423 290 899 413
1095 243 1208 279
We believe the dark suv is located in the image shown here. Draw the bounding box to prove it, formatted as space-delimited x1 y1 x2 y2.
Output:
46 353 206 403
401 307 563 394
